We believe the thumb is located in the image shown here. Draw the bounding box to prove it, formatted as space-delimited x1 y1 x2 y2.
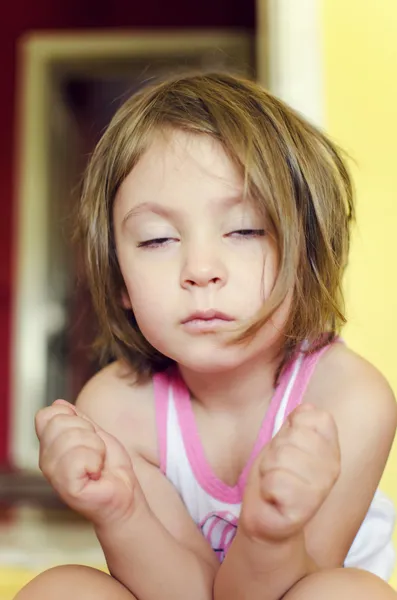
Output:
53 399 102 433
35 400 76 439
53 399 77 413
97 428 134 474
57 400 134 474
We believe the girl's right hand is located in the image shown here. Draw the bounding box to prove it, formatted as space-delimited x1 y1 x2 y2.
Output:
35 400 143 527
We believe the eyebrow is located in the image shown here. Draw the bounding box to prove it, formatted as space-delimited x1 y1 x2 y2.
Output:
122 196 245 226
122 202 178 226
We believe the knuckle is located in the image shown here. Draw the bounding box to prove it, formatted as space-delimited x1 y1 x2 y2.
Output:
263 467 288 495
330 458 341 481
287 411 307 431
308 487 324 511
35 407 48 422
54 413 77 425
282 427 302 447
272 441 294 466
38 448 54 479
294 406 337 437
64 474 83 499
315 409 335 430
260 441 287 472
45 414 74 437
272 444 287 464
38 453 46 474
258 444 272 469
35 407 52 434
64 427 85 443
61 427 98 450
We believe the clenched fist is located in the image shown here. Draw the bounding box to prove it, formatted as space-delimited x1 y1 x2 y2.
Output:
241 404 341 542
36 400 143 527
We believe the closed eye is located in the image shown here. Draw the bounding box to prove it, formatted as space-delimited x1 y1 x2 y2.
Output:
137 237 177 249
137 229 265 248
227 229 265 238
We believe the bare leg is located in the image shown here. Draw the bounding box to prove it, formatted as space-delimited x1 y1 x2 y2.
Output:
284 568 397 600
14 565 136 600
14 563 397 600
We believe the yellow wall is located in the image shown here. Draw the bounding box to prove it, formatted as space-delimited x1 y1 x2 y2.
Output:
322 0 397 586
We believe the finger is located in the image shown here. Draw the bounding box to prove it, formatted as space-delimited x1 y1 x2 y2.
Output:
272 425 339 462
261 466 308 506
35 403 76 439
96 429 134 472
287 405 339 446
41 430 106 483
49 401 133 473
260 443 334 487
52 446 107 501
259 468 319 533
53 399 77 412
59 401 105 435
51 400 104 437
40 414 96 450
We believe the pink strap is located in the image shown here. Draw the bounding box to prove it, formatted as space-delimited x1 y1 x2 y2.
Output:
153 371 170 475
238 356 301 488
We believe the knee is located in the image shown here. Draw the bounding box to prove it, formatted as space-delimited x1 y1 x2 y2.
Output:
285 568 397 600
14 565 113 600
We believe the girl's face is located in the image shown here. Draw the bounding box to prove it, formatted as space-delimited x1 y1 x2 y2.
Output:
113 130 289 373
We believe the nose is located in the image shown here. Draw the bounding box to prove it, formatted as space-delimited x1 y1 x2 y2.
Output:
180 245 228 289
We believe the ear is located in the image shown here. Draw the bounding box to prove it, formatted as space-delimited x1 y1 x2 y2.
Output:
120 289 132 310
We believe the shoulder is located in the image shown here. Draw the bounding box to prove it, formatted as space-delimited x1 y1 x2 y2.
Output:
77 359 152 406
76 360 159 465
305 341 397 456
307 341 396 414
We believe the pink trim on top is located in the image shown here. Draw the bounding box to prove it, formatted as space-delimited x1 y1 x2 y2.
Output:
284 340 340 418
153 371 170 475
169 356 301 504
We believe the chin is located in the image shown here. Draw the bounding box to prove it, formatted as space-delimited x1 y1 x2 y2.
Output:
171 347 251 375
147 331 273 375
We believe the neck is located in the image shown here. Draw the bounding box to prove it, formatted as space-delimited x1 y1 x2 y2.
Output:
178 349 281 415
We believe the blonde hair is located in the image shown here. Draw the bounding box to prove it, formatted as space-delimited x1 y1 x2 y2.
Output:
78 71 354 381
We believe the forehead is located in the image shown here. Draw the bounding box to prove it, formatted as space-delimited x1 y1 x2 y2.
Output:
115 130 244 211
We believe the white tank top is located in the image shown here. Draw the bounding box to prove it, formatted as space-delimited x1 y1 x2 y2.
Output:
154 344 396 580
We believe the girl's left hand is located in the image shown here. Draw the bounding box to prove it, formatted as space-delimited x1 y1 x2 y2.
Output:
240 404 341 542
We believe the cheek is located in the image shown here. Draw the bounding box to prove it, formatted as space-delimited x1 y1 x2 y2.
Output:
119 253 163 303
271 288 293 331
124 274 159 313
127 286 167 350
248 238 278 301
262 239 289 329
121 265 173 335
262 252 278 299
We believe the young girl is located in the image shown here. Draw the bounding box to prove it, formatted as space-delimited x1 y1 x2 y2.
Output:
16 72 397 600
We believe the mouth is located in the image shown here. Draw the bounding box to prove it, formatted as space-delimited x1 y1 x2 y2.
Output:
181 310 235 332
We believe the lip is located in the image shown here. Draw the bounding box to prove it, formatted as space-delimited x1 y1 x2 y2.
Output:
181 310 235 333
181 310 234 324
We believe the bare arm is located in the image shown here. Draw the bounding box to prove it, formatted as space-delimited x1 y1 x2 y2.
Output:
213 346 397 600
303 347 397 566
95 457 219 600
76 365 219 600
214 530 316 600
